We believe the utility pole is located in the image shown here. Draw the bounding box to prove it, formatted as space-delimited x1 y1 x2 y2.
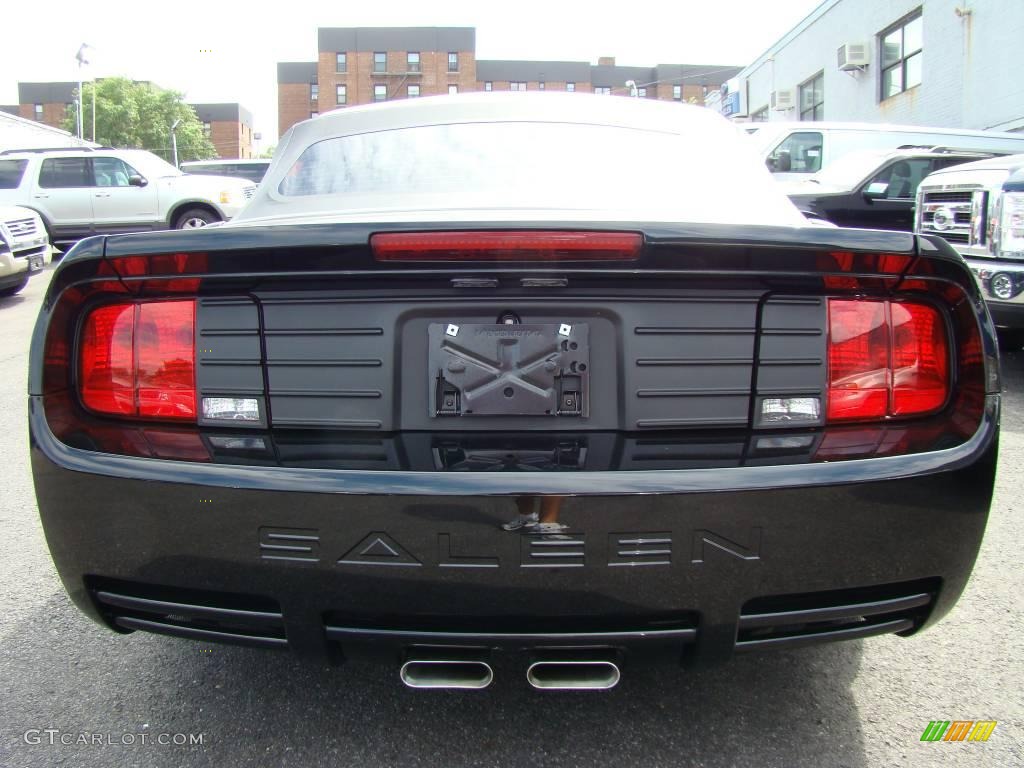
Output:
171 119 182 168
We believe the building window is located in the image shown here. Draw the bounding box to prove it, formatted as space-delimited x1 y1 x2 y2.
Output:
484 81 493 91
448 85 458 95
594 86 611 95
539 82 545 91
448 52 458 72
34 104 43 121
566 82 575 92
336 85 346 105
672 85 681 100
374 84 387 102
310 112 319 119
510 82 527 92
408 84 420 98
310 83 318 101
336 53 347 73
202 122 211 137
799 71 824 121
637 87 647 97
751 106 769 122
374 52 386 74
407 52 420 73
880 11 923 100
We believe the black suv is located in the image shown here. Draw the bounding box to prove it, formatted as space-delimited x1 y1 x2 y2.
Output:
785 147 997 231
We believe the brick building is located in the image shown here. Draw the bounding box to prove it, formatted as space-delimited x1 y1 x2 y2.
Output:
277 62 320 139
13 82 255 158
17 82 77 128
191 103 255 159
277 26 741 135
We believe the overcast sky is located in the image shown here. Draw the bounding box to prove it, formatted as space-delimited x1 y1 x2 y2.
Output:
2 0 822 148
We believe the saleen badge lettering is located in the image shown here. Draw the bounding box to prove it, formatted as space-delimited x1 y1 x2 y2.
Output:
259 527 762 567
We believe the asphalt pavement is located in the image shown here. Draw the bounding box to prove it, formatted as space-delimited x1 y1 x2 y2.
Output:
1 265 1021 767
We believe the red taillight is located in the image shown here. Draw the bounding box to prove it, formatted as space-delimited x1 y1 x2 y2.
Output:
827 298 949 422
79 300 196 421
371 231 642 261
80 304 135 416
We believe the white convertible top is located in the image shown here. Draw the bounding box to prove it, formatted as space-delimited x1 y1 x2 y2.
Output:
231 92 807 228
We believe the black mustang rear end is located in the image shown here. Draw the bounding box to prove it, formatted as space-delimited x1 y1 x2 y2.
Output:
28 96 999 690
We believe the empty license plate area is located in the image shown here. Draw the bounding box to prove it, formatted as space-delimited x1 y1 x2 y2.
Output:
428 323 590 418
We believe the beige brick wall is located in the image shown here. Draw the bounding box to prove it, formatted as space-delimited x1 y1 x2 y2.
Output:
279 82 316 138
209 120 253 159
481 81 589 93
314 48 477 113
19 102 68 130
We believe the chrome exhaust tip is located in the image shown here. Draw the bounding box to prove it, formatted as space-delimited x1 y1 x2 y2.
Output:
526 659 621 690
400 659 494 690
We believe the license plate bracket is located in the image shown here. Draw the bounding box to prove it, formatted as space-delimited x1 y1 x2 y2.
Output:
428 322 589 417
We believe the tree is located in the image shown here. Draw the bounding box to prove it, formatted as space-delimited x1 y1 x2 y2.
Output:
259 145 276 159
64 78 216 163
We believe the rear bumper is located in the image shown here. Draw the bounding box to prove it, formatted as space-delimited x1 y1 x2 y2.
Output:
30 395 999 667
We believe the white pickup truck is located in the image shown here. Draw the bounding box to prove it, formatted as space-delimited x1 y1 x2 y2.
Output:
0 148 256 246
0 205 48 296
916 153 1024 346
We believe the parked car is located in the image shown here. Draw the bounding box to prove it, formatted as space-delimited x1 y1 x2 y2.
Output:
0 148 256 246
917 153 1024 344
783 147 995 230
181 159 271 183
30 94 997 689
0 205 48 296
746 121 1024 181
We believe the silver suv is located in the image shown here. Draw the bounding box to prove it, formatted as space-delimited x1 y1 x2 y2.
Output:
0 148 256 246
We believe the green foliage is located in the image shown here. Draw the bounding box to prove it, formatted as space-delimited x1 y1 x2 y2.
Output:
63 78 217 163
259 145 275 159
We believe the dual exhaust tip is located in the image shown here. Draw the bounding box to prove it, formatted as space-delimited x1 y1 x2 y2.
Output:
400 655 620 691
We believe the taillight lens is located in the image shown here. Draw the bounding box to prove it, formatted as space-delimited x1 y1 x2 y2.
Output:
371 231 643 261
79 300 196 421
827 298 949 422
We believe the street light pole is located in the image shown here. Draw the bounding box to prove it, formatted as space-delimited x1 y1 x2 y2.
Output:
171 119 182 168
76 69 83 140
74 44 91 141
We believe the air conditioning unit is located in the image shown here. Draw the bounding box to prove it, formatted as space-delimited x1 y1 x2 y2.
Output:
771 89 796 111
838 42 870 70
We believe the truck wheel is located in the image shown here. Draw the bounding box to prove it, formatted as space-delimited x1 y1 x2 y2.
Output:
997 329 1024 352
0 275 29 297
174 208 219 229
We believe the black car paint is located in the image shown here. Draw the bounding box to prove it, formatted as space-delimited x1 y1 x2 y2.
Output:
788 156 981 231
28 222 999 669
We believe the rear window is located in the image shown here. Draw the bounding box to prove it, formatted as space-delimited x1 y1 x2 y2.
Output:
39 157 91 188
0 159 27 189
275 121 792 223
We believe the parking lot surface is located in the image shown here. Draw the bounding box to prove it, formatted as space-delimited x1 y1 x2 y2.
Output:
1 266 1021 767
